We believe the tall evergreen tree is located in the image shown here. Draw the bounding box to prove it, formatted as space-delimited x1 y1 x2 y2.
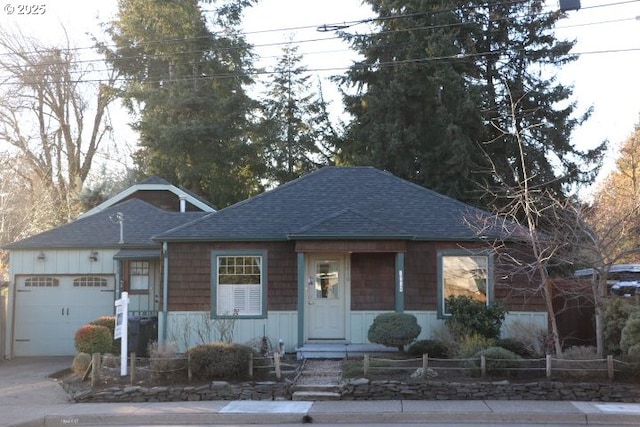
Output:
338 0 485 204
102 0 261 208
257 43 337 186
468 0 606 203
337 0 605 207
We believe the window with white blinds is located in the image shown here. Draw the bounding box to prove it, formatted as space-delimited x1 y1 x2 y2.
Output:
214 253 265 317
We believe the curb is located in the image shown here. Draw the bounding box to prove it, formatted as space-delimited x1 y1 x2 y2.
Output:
11 409 640 427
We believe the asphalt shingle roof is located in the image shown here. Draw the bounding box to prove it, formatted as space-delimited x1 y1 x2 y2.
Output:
5 198 208 249
157 166 505 242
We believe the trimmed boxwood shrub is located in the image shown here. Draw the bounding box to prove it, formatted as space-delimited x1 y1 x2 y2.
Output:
407 339 449 358
367 312 421 352
187 342 255 381
74 324 113 354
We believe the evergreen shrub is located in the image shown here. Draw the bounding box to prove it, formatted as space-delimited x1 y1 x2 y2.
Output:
470 346 521 376
74 324 113 354
90 316 119 354
445 295 506 340
496 338 532 358
620 312 640 359
187 342 254 381
407 339 449 358
367 312 421 352
604 298 640 355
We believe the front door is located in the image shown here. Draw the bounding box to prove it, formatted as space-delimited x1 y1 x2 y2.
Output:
306 254 347 340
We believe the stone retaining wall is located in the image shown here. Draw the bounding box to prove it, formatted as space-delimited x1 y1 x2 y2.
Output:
65 378 640 403
342 379 640 402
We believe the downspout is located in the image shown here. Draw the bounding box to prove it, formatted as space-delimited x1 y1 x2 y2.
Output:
162 241 169 343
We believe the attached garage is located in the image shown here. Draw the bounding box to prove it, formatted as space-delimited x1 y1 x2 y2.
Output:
13 275 115 356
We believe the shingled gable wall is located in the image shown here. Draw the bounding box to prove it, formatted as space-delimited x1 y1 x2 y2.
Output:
164 240 545 313
120 190 203 212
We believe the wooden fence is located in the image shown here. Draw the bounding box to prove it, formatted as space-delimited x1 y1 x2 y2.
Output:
88 352 294 387
362 354 633 380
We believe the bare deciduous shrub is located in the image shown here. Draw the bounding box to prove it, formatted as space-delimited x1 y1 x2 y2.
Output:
72 352 91 374
505 320 549 357
556 346 605 380
149 341 187 383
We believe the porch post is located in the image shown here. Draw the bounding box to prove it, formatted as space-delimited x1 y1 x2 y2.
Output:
161 242 169 344
296 252 305 348
395 252 405 312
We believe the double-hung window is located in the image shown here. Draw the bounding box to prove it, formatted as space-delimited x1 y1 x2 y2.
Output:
212 251 267 317
130 261 150 291
437 250 493 317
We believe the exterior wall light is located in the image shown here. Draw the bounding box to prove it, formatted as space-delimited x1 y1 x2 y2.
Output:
37 251 45 261
89 250 99 262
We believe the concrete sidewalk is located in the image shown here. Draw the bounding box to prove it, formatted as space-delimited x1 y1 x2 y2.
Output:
3 357 640 426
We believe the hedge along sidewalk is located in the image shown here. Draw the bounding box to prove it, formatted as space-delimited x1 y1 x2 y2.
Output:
361 353 636 380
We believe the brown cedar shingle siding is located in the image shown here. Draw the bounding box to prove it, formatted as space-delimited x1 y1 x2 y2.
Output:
121 190 202 212
165 240 545 313
166 241 298 311
351 253 395 310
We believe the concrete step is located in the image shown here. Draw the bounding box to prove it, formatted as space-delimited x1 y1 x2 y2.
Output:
292 390 341 401
292 383 341 393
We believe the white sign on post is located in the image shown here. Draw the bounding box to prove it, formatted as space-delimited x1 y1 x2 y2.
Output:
114 291 129 376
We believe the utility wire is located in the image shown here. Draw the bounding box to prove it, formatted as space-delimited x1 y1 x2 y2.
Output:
0 7 635 79
0 1 637 82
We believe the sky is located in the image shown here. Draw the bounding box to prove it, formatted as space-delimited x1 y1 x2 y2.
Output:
0 0 638 191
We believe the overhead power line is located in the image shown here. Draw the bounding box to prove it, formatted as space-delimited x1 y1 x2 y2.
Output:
0 0 637 84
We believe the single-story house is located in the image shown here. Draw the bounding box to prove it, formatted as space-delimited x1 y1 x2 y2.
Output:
154 166 547 357
4 167 547 359
3 177 214 357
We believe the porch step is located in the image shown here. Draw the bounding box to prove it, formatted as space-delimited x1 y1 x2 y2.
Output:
292 359 343 401
296 343 397 359
292 390 341 401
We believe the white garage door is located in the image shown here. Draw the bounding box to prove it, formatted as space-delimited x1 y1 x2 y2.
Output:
14 275 115 356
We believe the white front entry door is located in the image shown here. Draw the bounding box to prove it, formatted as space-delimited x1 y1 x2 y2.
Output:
306 254 347 340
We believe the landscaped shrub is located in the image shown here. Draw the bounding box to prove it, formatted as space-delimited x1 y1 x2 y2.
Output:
456 333 496 359
470 347 522 376
604 298 640 355
504 320 549 357
149 341 188 383
556 346 604 380
90 316 119 354
367 312 421 352
620 312 640 359
187 342 254 381
74 324 113 355
445 295 506 340
407 339 449 358
71 352 92 374
496 338 533 358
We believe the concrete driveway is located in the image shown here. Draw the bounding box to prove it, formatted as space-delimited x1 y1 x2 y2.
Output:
0 357 73 427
